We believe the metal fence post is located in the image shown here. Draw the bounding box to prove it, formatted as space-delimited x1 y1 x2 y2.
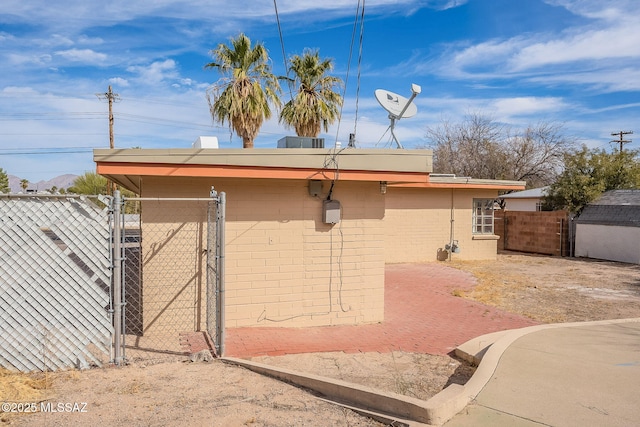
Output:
113 190 123 365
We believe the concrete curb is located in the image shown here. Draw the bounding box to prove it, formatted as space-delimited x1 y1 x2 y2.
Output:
222 318 640 427
222 356 434 425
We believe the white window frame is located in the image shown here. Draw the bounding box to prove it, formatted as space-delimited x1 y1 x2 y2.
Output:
473 199 494 235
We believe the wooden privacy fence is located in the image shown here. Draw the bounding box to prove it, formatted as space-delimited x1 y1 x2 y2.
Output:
494 210 571 256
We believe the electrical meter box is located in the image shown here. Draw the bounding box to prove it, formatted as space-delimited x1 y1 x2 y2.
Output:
309 180 323 197
322 199 341 224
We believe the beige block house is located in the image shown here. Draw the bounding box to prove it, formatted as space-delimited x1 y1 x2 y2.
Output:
95 148 523 334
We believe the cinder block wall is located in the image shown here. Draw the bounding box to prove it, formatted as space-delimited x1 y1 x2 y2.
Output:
139 196 209 343
495 210 570 256
383 188 500 262
141 176 385 331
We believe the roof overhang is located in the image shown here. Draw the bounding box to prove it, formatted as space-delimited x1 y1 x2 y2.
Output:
94 148 433 193
94 148 525 194
391 175 526 191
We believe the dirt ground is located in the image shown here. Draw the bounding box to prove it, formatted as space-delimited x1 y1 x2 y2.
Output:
3 253 640 426
450 251 640 323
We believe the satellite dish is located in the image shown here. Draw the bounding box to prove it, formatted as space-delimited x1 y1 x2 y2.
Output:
375 89 417 118
375 83 421 148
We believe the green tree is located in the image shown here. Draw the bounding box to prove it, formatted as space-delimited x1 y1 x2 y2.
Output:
205 33 281 148
0 168 9 193
279 49 343 137
20 179 29 191
543 146 640 213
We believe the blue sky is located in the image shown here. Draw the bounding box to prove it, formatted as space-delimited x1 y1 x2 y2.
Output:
1 0 639 183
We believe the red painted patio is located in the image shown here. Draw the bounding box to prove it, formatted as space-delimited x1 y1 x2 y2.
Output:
223 263 538 358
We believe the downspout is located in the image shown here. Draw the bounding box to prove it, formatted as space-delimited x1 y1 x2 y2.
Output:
217 191 226 356
449 188 455 261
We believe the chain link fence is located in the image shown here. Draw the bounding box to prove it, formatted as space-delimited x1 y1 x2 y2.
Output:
0 194 114 372
0 191 225 371
117 193 225 363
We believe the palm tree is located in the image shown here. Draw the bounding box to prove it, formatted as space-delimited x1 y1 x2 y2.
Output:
68 172 107 195
68 172 138 213
279 49 343 138
205 33 281 148
20 179 29 192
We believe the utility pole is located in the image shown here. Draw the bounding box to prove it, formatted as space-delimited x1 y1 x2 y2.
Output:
97 86 120 195
610 130 633 153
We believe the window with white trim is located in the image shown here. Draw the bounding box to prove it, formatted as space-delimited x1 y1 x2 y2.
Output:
473 199 494 234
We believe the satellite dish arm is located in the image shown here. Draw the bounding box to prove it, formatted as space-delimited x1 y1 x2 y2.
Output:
395 91 418 120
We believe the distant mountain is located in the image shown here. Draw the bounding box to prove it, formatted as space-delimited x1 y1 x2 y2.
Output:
8 174 78 193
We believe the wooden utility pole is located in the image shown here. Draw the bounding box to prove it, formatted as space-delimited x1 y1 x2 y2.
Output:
107 85 115 150
610 130 633 153
97 86 120 195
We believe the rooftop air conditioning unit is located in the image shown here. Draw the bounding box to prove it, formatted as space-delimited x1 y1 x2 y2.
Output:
277 136 325 148
193 136 219 149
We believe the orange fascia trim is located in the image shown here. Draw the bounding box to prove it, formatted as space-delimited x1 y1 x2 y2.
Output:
391 182 526 190
96 162 428 183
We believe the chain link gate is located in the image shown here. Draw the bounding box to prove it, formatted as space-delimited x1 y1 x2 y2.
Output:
113 188 225 363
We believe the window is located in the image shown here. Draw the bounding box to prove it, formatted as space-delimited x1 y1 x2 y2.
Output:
473 199 494 234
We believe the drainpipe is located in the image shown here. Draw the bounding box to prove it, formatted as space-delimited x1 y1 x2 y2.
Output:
449 189 455 261
217 192 226 356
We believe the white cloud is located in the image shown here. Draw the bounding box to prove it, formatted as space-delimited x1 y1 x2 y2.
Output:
0 32 15 42
490 97 568 118
0 1 426 31
109 77 130 87
509 26 640 71
36 34 75 48
543 0 640 21
54 48 107 63
433 0 468 11
428 0 640 98
7 53 52 66
77 35 104 45
126 59 179 85
529 67 640 92
448 38 525 74
1 86 41 96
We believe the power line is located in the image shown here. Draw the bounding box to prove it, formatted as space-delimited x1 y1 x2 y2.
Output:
353 0 366 140
0 146 100 151
273 0 293 99
0 114 105 121
0 149 93 155
0 133 103 136
335 0 365 146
